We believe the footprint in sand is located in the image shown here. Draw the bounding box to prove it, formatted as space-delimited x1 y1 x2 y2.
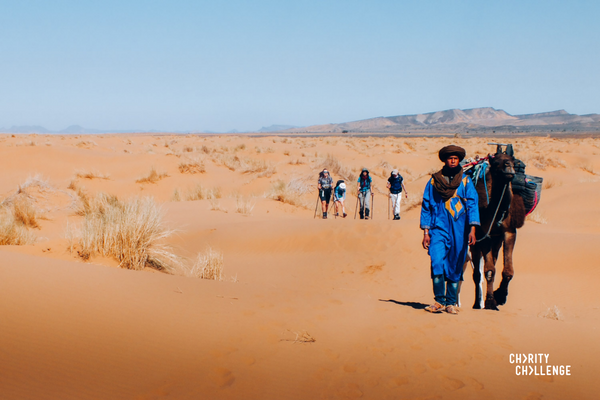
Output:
212 367 235 388
441 376 465 391
523 393 543 400
465 377 484 390
426 359 443 370
336 383 363 399
413 364 428 374
390 376 410 387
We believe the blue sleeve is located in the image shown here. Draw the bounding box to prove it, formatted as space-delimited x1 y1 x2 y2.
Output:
420 181 433 230
464 177 480 226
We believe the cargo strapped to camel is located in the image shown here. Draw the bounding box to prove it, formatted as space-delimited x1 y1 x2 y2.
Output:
462 143 543 216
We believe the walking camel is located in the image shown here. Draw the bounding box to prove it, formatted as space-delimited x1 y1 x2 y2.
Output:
469 145 527 310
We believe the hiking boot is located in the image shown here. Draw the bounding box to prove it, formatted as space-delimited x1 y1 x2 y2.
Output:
343 213 347 218
323 212 327 219
335 213 339 217
445 305 459 315
424 302 445 313
394 214 400 220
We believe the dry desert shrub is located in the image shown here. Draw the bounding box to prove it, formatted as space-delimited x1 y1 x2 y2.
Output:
11 195 39 229
76 140 97 148
235 195 255 215
68 194 181 272
580 164 597 175
171 188 182 202
200 145 211 154
524 154 566 170
269 179 311 208
136 166 169 184
526 210 548 224
178 159 206 174
234 143 246 151
318 154 356 182
188 247 224 280
288 158 305 165
185 184 221 201
283 150 290 156
542 179 561 190
209 198 227 212
183 145 194 152
75 170 110 180
0 206 36 245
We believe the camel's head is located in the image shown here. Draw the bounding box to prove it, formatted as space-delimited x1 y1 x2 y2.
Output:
489 153 516 181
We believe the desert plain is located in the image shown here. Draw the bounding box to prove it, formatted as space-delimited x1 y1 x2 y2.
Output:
1 133 599 399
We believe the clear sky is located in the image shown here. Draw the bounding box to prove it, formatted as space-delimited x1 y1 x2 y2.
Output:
1 0 599 132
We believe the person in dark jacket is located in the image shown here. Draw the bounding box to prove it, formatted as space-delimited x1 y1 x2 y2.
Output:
386 169 408 220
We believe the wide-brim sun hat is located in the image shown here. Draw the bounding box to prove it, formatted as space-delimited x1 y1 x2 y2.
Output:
392 169 398 175
339 183 346 189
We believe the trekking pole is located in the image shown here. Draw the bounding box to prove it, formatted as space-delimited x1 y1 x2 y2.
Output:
313 191 320 219
354 194 359 219
387 194 390 220
371 192 374 220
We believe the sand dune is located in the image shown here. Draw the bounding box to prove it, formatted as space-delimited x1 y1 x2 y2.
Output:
1 133 599 399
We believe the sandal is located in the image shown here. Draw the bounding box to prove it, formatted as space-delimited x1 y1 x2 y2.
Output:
424 302 445 313
445 305 459 315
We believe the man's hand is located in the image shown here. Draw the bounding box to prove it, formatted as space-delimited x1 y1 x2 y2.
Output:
422 230 430 250
468 226 477 246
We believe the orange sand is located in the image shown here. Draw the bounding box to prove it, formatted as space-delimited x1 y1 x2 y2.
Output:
1 134 599 399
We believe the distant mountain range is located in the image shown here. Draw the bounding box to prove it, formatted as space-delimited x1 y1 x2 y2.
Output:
3 108 600 135
284 108 600 134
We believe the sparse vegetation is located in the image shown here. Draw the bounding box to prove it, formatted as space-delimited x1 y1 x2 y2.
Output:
269 179 311 208
136 166 169 184
178 159 206 174
188 247 224 280
75 170 110 180
235 195 255 215
185 184 221 201
67 194 181 272
540 305 562 321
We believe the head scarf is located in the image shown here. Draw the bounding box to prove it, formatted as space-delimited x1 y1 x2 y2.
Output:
438 145 466 162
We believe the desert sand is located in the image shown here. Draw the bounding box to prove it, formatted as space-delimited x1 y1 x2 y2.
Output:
1 133 599 399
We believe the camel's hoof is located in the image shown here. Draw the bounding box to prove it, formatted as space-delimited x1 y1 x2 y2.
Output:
494 289 508 306
484 299 499 311
473 301 482 310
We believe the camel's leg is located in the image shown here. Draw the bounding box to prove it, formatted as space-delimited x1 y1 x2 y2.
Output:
494 230 516 306
483 238 503 310
471 247 484 309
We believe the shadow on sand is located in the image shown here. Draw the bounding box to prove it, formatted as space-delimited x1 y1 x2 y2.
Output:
379 299 429 310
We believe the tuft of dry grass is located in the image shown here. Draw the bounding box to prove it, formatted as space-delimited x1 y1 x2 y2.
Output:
580 164 597 175
136 166 169 184
75 170 110 180
288 158 305 165
542 179 561 190
178 159 206 174
183 145 194 152
209 198 227 212
12 195 39 229
525 154 566 170
0 206 36 245
269 179 311 208
235 195 255 215
318 154 356 182
76 140 97 148
171 188 182 202
67 194 181 272
526 209 548 224
185 184 221 201
188 247 224 280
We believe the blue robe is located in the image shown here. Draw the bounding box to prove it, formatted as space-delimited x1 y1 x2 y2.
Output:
420 174 480 282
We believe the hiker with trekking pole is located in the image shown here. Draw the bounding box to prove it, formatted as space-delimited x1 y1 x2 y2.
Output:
356 169 373 220
317 169 333 219
333 180 347 218
387 169 408 220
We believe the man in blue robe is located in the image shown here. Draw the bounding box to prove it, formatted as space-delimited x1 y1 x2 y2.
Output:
420 145 480 314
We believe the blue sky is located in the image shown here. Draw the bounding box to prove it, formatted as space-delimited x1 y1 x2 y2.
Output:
1 0 598 132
